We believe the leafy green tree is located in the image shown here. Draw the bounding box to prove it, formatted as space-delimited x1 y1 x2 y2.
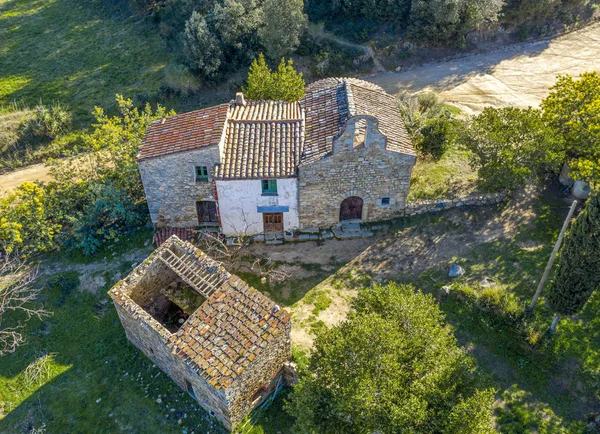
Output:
460 107 564 191
409 0 502 44
182 11 223 80
417 116 456 160
397 92 445 141
541 72 600 185
243 54 305 101
259 0 307 60
213 0 262 48
287 283 495 433
547 190 600 317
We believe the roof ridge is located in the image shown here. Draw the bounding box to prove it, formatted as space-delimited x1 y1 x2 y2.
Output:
344 81 356 117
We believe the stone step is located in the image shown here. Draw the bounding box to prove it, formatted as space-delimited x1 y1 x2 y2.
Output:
340 223 361 232
331 226 373 239
266 239 284 245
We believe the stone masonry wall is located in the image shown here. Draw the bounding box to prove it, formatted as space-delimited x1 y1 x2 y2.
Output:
109 257 233 429
298 117 417 229
139 147 221 227
405 191 508 216
225 320 291 428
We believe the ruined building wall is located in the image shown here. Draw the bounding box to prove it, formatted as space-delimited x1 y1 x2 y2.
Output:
225 320 292 428
139 146 221 227
298 117 416 229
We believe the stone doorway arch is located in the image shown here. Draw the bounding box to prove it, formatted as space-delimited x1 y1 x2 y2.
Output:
340 196 364 221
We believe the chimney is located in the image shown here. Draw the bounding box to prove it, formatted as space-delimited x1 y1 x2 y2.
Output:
235 92 246 107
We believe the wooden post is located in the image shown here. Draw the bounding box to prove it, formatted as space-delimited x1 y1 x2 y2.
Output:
527 200 578 312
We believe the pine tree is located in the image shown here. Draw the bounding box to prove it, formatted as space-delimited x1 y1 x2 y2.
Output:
547 190 600 317
242 54 305 101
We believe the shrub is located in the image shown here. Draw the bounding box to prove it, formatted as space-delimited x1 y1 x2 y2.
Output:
417 116 456 160
27 103 72 139
163 63 202 96
71 183 148 256
259 0 307 60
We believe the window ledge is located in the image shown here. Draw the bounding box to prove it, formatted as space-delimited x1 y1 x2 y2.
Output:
261 193 278 196
195 179 209 183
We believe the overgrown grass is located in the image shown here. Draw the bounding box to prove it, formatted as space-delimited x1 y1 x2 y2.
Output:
0 0 169 127
407 146 479 202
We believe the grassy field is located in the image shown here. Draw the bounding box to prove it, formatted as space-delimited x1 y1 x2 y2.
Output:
0 0 169 127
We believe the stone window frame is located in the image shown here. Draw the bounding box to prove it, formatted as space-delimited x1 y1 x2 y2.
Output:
261 179 278 196
380 196 392 207
195 166 209 183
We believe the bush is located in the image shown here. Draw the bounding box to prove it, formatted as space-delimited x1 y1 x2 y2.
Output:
71 183 148 256
182 12 222 81
163 63 202 96
417 116 456 160
27 103 72 139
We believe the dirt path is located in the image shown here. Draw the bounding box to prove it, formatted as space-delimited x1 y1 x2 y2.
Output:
308 23 386 74
0 163 53 193
368 22 600 114
3 23 599 188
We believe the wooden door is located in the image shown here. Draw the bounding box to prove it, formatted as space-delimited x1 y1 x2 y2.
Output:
263 213 284 233
196 201 217 224
340 196 363 221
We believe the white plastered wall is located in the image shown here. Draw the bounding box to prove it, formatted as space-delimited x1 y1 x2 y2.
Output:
215 178 300 236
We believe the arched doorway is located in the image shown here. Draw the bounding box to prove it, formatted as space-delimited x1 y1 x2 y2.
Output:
340 196 363 221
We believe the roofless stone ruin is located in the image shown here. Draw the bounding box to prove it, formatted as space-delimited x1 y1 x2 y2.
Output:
108 236 291 431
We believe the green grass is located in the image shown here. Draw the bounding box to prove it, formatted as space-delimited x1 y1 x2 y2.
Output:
407 146 479 202
0 0 168 128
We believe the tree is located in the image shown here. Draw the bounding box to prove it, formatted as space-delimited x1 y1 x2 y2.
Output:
0 255 49 356
460 107 564 191
258 0 307 60
212 0 262 48
409 0 502 44
541 72 600 185
243 54 305 101
546 190 600 323
182 11 223 80
287 283 495 433
397 92 446 142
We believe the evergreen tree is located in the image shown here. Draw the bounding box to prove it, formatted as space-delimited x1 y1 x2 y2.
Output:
259 0 307 61
242 53 274 100
242 54 305 101
271 58 305 101
547 190 600 316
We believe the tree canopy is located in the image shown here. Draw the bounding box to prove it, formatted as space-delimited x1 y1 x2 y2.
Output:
547 190 600 316
460 106 564 191
258 0 307 60
286 283 495 433
541 72 600 185
243 54 305 101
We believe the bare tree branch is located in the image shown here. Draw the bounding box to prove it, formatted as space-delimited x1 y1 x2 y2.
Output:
0 255 50 356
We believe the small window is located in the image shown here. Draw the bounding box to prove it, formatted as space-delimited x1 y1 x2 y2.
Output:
185 379 196 399
195 166 209 182
261 179 277 196
381 197 390 206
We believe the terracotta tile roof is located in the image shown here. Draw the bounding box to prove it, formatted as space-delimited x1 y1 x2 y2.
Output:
300 77 416 164
138 104 229 161
214 100 304 180
108 236 290 391
171 275 290 389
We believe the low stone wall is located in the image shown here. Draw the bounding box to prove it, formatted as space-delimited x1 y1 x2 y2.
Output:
405 191 508 216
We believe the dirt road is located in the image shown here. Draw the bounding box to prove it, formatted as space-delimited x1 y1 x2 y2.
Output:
2 23 599 191
368 23 600 114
